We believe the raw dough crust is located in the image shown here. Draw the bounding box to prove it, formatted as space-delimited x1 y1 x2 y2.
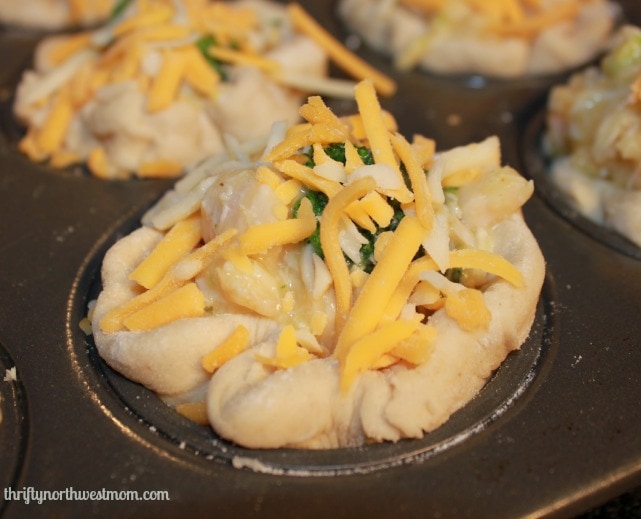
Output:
92 212 545 448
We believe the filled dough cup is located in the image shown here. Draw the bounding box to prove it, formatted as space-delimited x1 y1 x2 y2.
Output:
12 0 395 179
544 25 641 249
90 79 545 449
337 0 619 78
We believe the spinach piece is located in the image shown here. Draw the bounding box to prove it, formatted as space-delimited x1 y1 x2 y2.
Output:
305 190 329 217
324 143 347 163
294 143 409 271
357 146 374 165
303 147 315 168
445 268 463 283
195 35 226 80
305 143 375 168
110 0 133 19
358 199 405 273
292 190 329 258
326 142 375 165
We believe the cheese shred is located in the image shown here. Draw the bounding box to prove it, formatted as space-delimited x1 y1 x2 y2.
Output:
287 3 397 97
320 176 376 331
334 214 428 362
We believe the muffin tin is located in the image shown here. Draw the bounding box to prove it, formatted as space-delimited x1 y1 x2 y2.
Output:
1 2 641 517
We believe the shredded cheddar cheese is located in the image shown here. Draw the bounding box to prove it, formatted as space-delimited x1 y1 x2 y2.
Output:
444 288 491 332
449 249 524 288
36 90 73 155
123 282 206 331
256 325 314 369
206 46 280 74
371 0 611 76
202 325 250 373
182 47 220 97
320 176 376 330
100 227 235 333
299 95 345 127
175 402 209 424
113 4 174 36
354 80 413 203
334 214 428 362
266 101 351 163
276 160 342 198
380 256 439 325
403 0 583 39
390 324 437 364
129 212 202 290
97 77 534 395
274 179 303 206
441 168 481 188
239 198 316 256
137 160 184 178
256 165 283 190
340 317 420 391
49 33 94 66
343 140 364 173
287 3 397 97
147 49 189 113
489 1 581 39
87 146 110 179
16 0 393 179
390 132 433 230
356 191 394 227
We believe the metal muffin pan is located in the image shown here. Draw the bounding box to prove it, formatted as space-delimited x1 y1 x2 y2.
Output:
1 1 640 517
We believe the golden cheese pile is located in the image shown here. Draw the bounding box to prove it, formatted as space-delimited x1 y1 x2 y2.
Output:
13 0 395 179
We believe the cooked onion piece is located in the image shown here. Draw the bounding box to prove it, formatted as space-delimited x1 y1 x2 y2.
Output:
545 25 641 248
337 0 619 77
13 0 395 179
90 79 545 449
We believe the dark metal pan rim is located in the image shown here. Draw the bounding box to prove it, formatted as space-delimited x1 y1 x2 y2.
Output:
0 341 29 513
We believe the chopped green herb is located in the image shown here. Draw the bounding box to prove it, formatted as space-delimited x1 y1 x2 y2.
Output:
293 144 407 269
303 147 315 168
445 268 463 283
357 146 374 165
110 0 133 19
303 190 329 216
292 190 329 258
399 162 411 190
196 35 226 80
357 199 405 273
305 143 375 168
308 228 323 258
358 237 375 271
